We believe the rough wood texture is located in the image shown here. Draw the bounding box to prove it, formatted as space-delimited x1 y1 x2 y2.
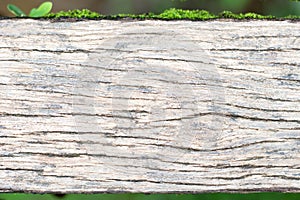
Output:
0 19 299 193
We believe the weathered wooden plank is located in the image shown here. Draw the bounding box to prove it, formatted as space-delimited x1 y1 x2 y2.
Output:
0 19 299 193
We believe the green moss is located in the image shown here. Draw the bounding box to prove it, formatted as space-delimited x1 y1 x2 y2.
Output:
45 8 299 20
46 9 103 19
219 11 275 19
156 8 217 20
284 14 300 19
107 12 156 20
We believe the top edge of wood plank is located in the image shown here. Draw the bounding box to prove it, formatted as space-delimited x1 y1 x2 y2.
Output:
0 17 300 23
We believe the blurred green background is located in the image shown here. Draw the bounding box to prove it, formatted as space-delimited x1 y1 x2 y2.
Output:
1 0 299 199
1 0 300 16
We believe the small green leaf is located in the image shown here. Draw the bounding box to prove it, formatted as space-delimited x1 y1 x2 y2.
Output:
30 8 38 16
29 2 53 18
7 4 26 17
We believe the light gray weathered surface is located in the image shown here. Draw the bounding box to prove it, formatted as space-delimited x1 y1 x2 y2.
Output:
0 19 299 193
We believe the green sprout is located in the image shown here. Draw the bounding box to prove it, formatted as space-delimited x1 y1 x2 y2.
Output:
7 1 53 18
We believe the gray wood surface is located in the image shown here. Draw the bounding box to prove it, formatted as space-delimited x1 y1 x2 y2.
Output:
0 19 299 193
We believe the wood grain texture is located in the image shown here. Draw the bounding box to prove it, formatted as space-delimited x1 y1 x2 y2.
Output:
0 19 299 193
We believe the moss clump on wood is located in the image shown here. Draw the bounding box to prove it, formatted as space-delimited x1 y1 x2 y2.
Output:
45 8 299 20
156 8 217 20
284 14 300 19
219 11 275 19
47 9 102 19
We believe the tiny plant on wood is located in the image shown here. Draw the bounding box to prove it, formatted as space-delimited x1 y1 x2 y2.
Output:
7 1 52 18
